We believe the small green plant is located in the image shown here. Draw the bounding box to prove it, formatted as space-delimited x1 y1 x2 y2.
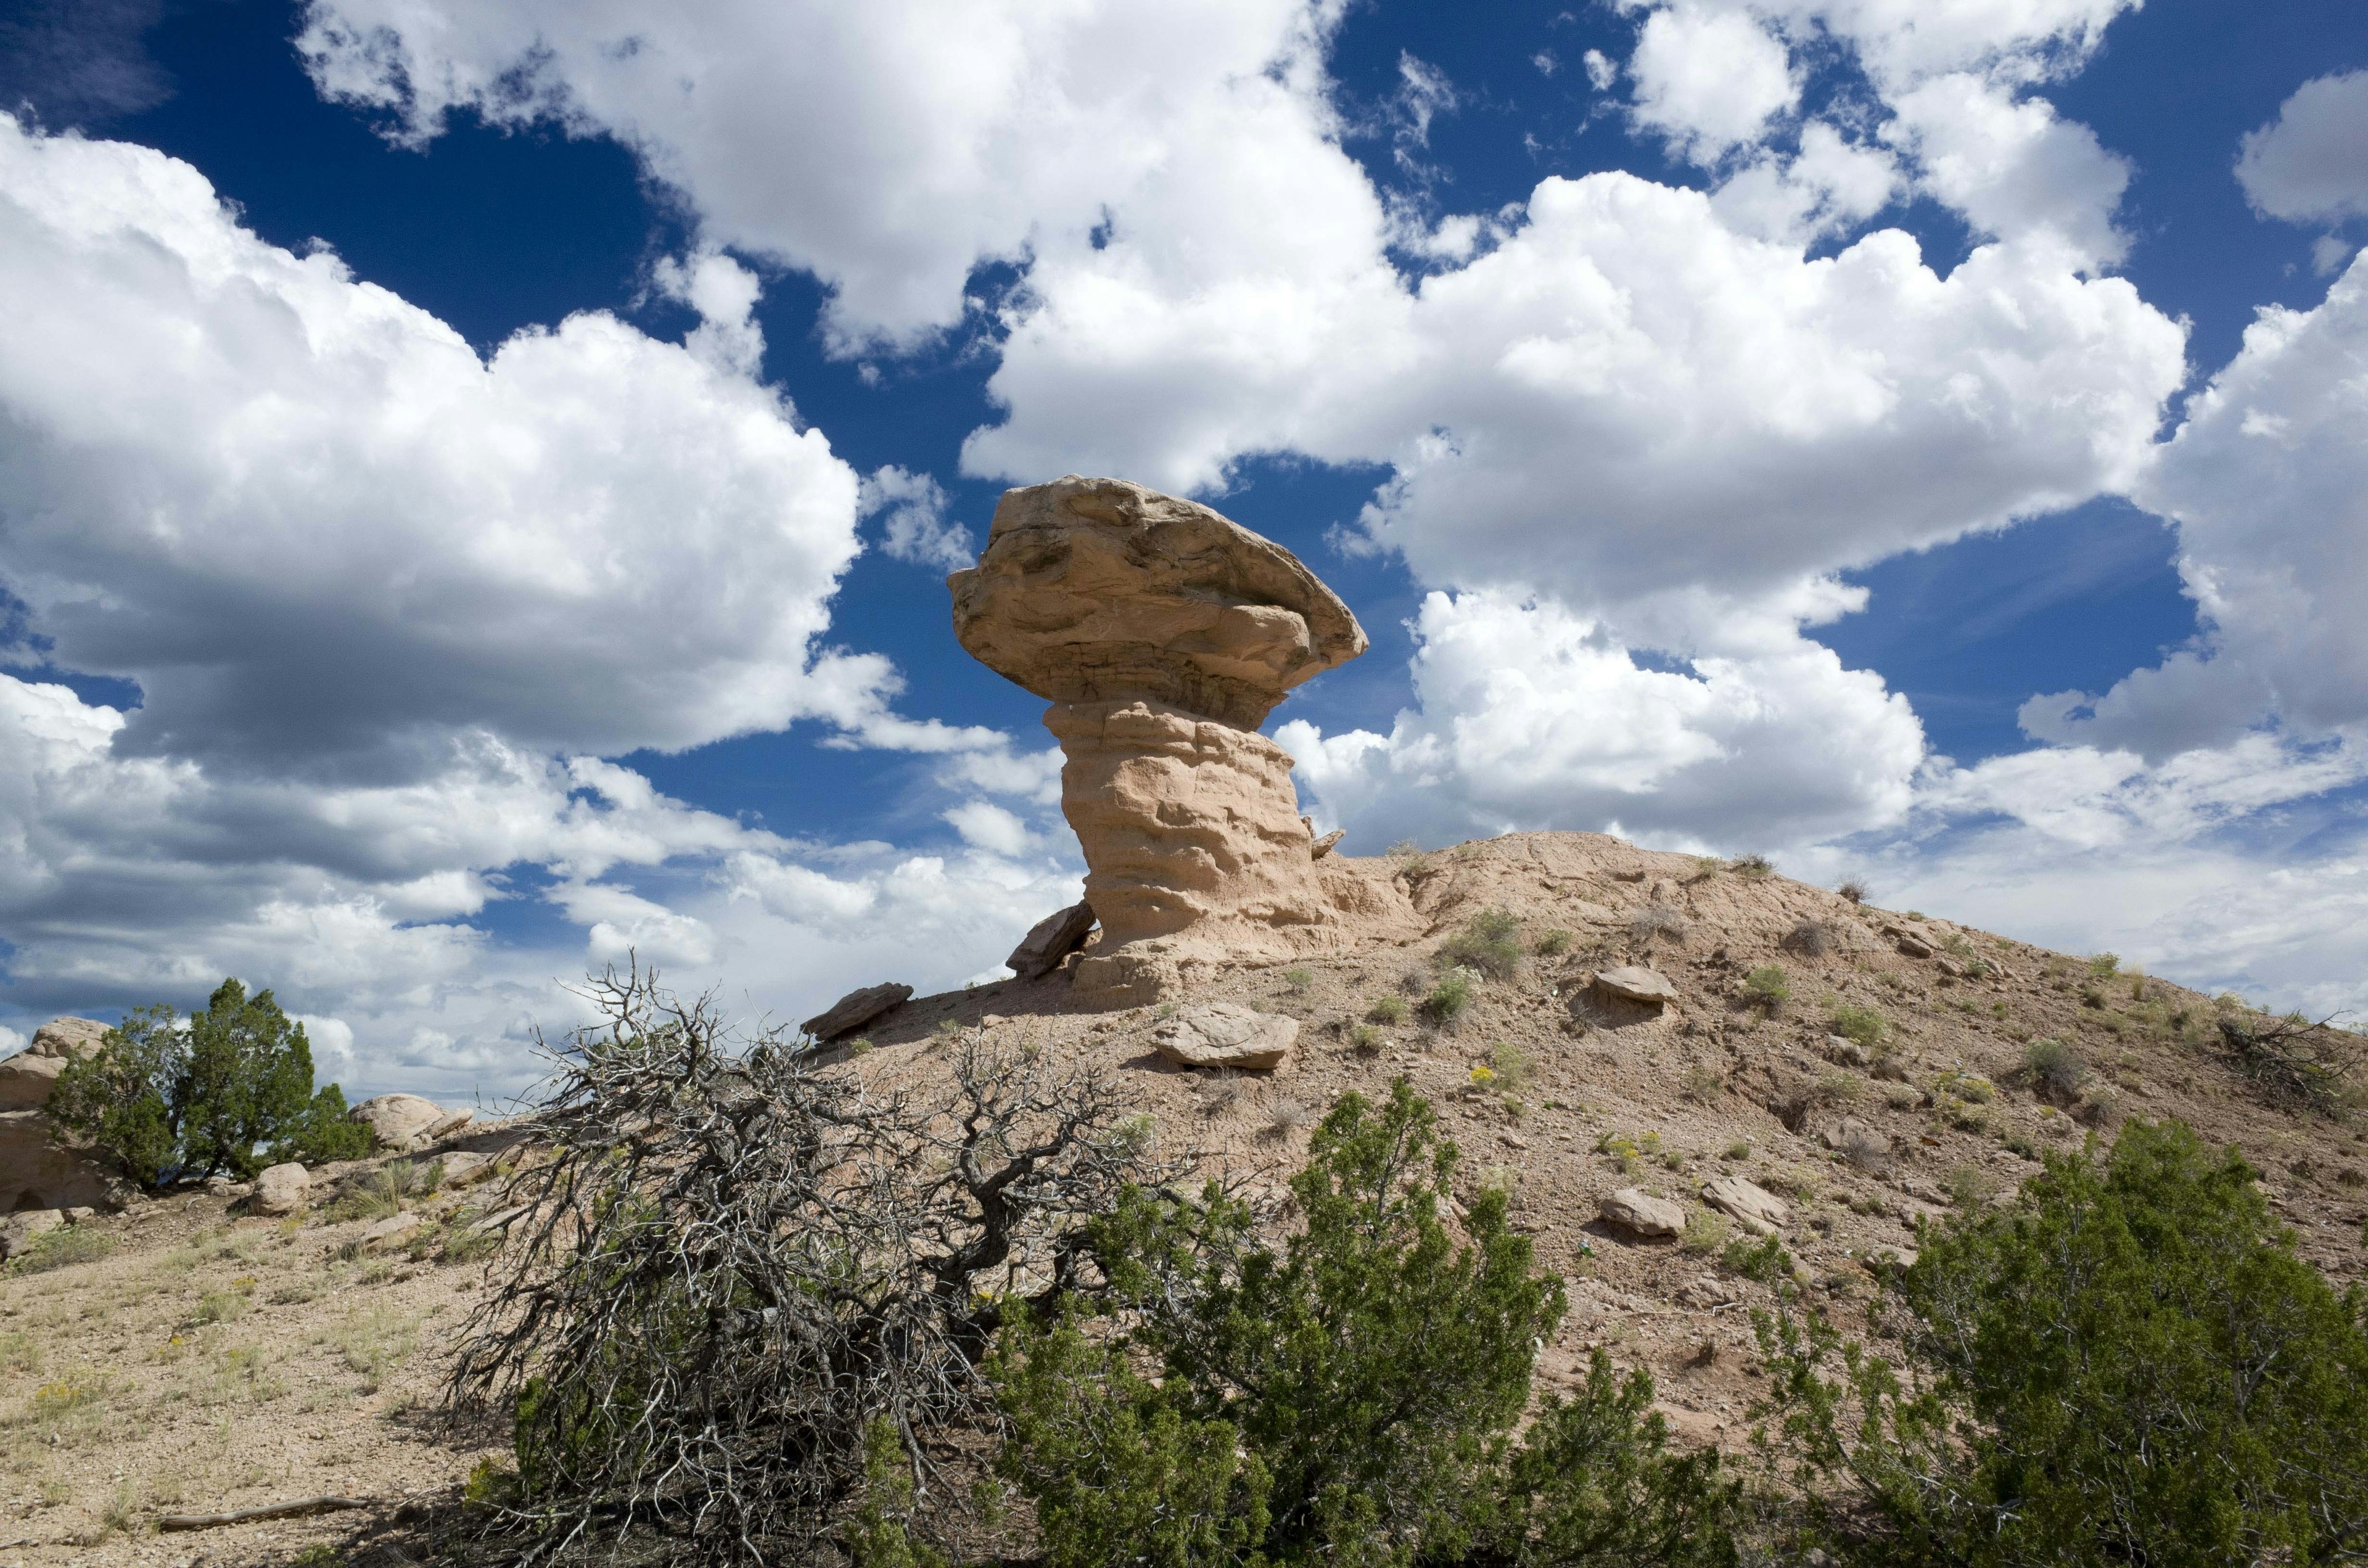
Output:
1723 1139 1752 1160
1682 1209 1732 1254
1690 856 1724 880
1944 1164 1999 1210
1731 853 1774 878
1420 969 1474 1024
1366 995 1408 1025
1934 1070 1995 1104
1489 1041 1532 1091
1828 1003 1888 1050
1281 967 1314 994
192 1287 251 1326
846 1036 874 1056
2088 951 2121 977
1743 964 1791 1011
1817 1067 1867 1106
1440 908 1523 979
1347 1024 1384 1054
1681 1064 1725 1103
1534 928 1572 956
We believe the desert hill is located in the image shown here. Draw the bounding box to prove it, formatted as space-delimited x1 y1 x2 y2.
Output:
4 829 2364 1566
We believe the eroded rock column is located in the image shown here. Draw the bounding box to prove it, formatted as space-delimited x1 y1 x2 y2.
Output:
948 476 1368 1001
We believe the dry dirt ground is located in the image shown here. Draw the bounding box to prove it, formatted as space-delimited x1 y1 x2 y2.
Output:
6 831 2365 1566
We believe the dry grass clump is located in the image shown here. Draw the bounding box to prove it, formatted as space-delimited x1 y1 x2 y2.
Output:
1836 878 1867 904
1629 903 1688 945
1781 920 1833 958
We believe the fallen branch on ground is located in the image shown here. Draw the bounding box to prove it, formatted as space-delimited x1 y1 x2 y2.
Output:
157 1496 371 1531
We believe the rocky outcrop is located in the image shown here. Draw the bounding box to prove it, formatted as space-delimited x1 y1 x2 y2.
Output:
803 983 913 1041
0 1110 121 1213
0 1016 109 1110
949 477 1369 1002
1150 1003 1297 1070
348 1093 447 1151
0 1207 64 1260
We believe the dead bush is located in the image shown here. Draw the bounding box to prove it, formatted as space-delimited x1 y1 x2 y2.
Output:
446 966 1180 1564
1780 920 1833 958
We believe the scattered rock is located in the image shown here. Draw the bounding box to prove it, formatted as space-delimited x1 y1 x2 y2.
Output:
348 1094 447 1152
1819 1035 1871 1067
0 1207 64 1260
1598 1187 1687 1238
802 983 913 1041
1591 966 1679 1006
438 1151 496 1187
1006 901 1098 980
1311 828 1346 859
252 1162 310 1215
1700 1175 1790 1236
0 1016 109 1110
1151 1003 1297 1070
1675 1275 1740 1307
359 1211 421 1250
1819 1115 1882 1152
1862 1244 1918 1274
1892 932 1933 959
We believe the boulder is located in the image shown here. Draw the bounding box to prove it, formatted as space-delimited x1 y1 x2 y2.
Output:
1592 966 1679 1006
0 1016 110 1110
1598 1187 1687 1238
1700 1175 1790 1236
802 982 913 1041
948 478 1370 1001
0 1207 64 1260
1006 901 1098 980
348 1093 447 1151
1150 1003 1297 1070
0 1109 120 1213
1862 1244 1918 1274
252 1162 310 1216
359 1211 421 1250
438 1150 496 1188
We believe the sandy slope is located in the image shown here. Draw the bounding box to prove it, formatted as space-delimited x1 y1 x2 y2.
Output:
6 832 2364 1566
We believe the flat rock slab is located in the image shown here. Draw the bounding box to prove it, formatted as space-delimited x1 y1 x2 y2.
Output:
1151 1003 1297 1070
360 1211 421 1250
1600 1186 1687 1238
1592 966 1679 1005
803 982 913 1041
1700 1175 1789 1236
1007 901 1098 980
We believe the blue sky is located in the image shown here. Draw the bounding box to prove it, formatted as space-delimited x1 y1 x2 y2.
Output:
2 0 2366 1097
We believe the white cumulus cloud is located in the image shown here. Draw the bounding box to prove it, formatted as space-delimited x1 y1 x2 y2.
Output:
2237 69 2368 225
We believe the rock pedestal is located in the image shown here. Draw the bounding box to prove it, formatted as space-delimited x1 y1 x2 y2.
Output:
950 477 1368 1002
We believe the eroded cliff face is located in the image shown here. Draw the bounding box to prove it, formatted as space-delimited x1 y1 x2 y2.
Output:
949 475 1385 999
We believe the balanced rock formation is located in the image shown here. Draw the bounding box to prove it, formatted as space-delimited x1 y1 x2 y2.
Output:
1006 901 1098 980
950 476 1369 1001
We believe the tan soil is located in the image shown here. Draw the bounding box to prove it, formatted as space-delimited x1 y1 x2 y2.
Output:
7 831 2365 1566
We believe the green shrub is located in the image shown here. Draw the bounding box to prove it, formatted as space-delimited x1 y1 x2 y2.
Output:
992 1080 1739 1567
1754 1120 2368 1566
1730 853 1774 878
1366 995 1409 1025
1743 965 1791 1011
1827 1004 1887 1050
1421 969 1474 1024
47 979 368 1187
1281 967 1314 995
1535 928 1572 956
2087 951 2121 977
6 1225 113 1275
2021 1036 2089 1101
1441 907 1524 979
